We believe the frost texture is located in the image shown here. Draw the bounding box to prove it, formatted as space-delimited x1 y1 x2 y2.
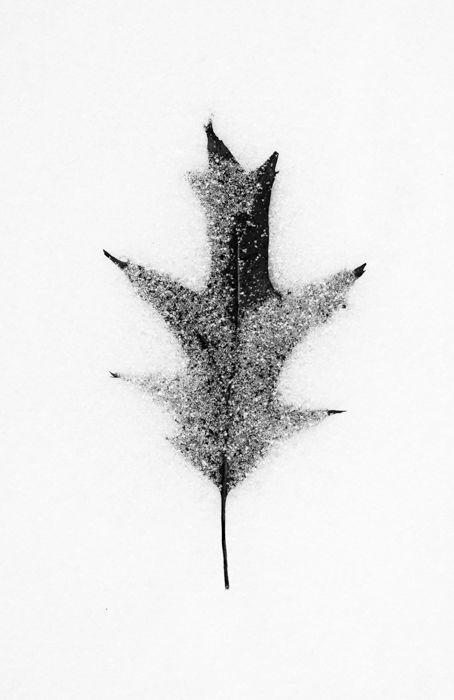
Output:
104 121 366 588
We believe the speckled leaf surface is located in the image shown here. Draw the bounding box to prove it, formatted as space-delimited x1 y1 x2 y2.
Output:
104 122 366 588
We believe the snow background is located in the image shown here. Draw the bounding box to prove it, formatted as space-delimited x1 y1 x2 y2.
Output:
1 1 453 698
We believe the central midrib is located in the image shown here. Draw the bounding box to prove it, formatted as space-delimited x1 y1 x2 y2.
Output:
219 225 242 589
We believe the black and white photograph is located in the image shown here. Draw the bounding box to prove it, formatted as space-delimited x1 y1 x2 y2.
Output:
1 1 453 698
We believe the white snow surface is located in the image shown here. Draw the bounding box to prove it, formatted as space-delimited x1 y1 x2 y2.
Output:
1 1 453 699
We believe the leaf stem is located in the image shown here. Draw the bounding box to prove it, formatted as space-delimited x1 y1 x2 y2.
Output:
221 472 229 590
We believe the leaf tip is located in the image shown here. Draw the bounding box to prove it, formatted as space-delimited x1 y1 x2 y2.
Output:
353 262 367 278
103 249 128 269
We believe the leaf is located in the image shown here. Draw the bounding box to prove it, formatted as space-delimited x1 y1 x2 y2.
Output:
104 121 366 589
